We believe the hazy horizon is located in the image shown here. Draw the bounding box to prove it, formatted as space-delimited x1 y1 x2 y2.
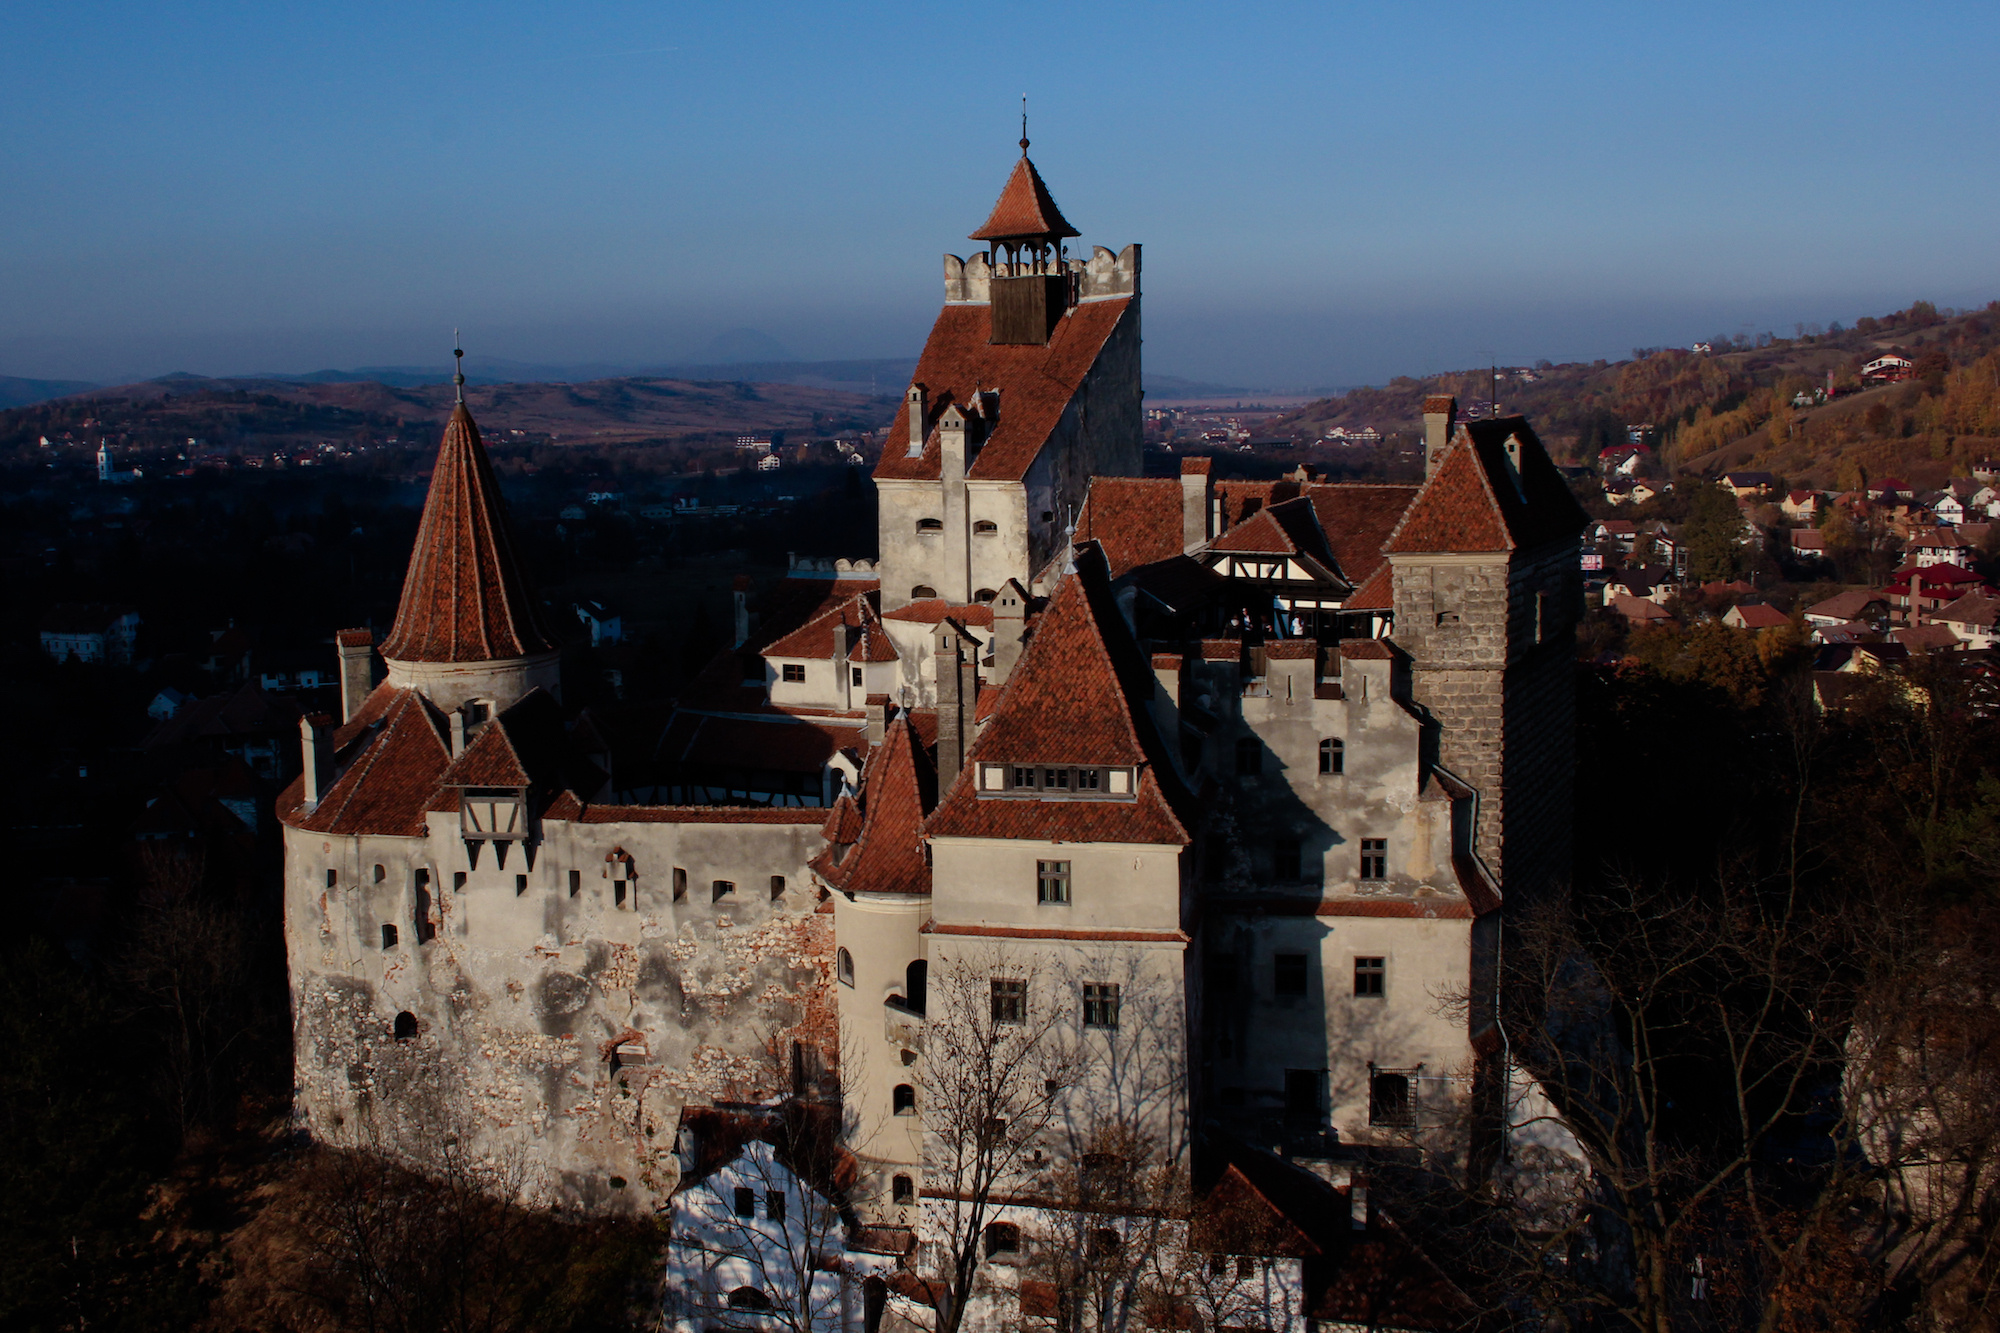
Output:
5 2 1996 390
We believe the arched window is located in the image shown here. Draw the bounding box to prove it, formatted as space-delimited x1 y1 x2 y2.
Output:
393 1011 418 1041
916 518 944 533
911 585 938 600
984 1221 1021 1257
728 1287 772 1311
905 960 928 1015
893 1084 917 1114
1320 737 1345 775
1089 1228 1123 1260
974 588 996 603
863 1275 889 1333
973 520 998 535
891 1174 915 1204
372 864 386 883
837 947 855 986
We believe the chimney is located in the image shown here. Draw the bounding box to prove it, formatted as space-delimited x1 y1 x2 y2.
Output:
1911 569 1923 626
906 384 927 457
934 624 967 782
731 575 753 649
939 405 968 479
449 708 467 758
1423 395 1458 477
865 693 890 747
335 628 374 723
299 714 332 807
1180 458 1212 552
990 579 1028 684
1151 653 1183 758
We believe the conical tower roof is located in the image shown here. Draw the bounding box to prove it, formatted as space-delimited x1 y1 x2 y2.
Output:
379 402 555 664
969 154 1079 243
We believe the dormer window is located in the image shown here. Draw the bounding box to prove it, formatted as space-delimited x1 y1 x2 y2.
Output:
982 765 1135 800
461 787 526 842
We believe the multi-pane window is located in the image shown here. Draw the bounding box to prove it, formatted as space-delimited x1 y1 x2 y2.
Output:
1042 767 1071 791
1083 983 1121 1029
1274 953 1308 997
1037 860 1071 904
781 664 806 682
1370 1070 1416 1127
1075 768 1100 791
1320 738 1345 775
1354 956 1386 996
1359 838 1388 880
991 978 1026 1024
1013 766 1038 788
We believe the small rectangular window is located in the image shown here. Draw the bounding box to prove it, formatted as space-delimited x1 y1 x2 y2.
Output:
851 667 864 687
569 869 581 896
1043 767 1070 790
765 1190 785 1222
1355 956 1385 996
1370 1071 1415 1127
734 1186 757 1217
1083 983 1121 1029
515 873 528 896
712 879 735 903
1012 766 1037 789
781 663 806 683
991 978 1025 1024
673 867 687 900
1274 952 1308 997
1319 738 1345 775
381 923 398 949
1360 838 1388 881
453 870 467 891
325 868 337 888
1036 859 1071 904
770 875 786 901
1075 768 1101 791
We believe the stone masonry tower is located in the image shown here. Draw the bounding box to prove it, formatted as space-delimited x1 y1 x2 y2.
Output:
1383 415 1586 904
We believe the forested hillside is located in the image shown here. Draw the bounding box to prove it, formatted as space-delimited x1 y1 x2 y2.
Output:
1271 300 2000 486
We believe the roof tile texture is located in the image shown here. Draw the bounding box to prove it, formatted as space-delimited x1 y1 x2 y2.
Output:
968 155 1080 241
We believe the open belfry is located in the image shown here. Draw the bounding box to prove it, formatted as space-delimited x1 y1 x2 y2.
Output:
281 139 1586 1328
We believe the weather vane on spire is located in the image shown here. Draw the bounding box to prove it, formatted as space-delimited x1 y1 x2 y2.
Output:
1020 94 1029 155
452 328 465 405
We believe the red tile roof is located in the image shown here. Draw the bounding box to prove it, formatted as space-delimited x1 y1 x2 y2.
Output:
1200 639 1241 661
881 599 995 628
439 720 532 787
1728 603 1792 630
761 592 898 664
335 628 373 648
1421 394 1457 414
811 717 934 896
379 404 555 664
1339 639 1395 661
1343 564 1394 611
280 688 451 836
1264 640 1316 660
926 571 1188 846
871 299 1134 484
573 805 828 824
821 791 864 844
1180 457 1211 476
1299 485 1421 586
1209 496 1335 568
968 154 1079 241
1386 419 1587 555
1073 478 1186 575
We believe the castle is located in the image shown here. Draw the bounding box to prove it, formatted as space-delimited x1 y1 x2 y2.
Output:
279 141 1585 1330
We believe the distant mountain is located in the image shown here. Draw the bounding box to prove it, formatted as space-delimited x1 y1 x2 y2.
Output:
1144 373 1258 400
0 374 99 409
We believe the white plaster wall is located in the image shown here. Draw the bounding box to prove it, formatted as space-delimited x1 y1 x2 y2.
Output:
930 836 1183 934
830 891 929 1222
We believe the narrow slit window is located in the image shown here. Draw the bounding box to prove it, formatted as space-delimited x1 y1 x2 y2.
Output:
515 873 528 896
770 875 786 901
673 867 687 900
712 879 735 902
325 868 337 888
569 869 581 896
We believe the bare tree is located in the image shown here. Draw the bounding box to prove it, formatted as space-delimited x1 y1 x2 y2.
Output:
915 951 1083 1333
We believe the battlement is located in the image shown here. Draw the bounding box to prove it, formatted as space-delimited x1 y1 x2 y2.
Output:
943 243 1140 304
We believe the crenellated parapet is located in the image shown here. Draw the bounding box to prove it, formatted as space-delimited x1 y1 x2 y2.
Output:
943 243 1139 304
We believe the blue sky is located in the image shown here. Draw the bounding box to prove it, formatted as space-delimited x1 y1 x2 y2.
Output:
3 1 1996 388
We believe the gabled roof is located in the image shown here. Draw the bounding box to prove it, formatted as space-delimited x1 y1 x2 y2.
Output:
762 592 898 664
881 599 996 628
1073 477 1186 575
379 403 555 664
282 688 451 836
810 716 934 896
439 717 533 787
1935 593 2000 627
821 791 864 844
1343 564 1394 610
968 154 1079 242
1728 602 1792 629
1209 496 1338 572
1301 484 1422 586
871 298 1134 484
1386 418 1587 556
926 552 1189 846
1805 589 1887 620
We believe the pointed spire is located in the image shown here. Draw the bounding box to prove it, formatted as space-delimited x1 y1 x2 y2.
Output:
1020 94 1029 155
452 330 465 405
378 391 555 665
969 147 1079 243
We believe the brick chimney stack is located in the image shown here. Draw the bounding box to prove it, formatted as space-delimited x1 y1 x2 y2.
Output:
299 715 332 807
335 628 374 723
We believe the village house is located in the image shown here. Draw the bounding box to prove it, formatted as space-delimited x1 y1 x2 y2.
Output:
1721 471 1777 499
38 602 141 666
1723 603 1792 632
1781 489 1822 523
1804 589 1890 631
1933 593 2000 650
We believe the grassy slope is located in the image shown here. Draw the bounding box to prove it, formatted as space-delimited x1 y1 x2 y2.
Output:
1267 302 2000 487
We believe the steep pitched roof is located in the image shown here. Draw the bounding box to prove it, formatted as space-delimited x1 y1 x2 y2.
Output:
281 688 451 836
1386 418 1587 556
810 717 934 896
762 591 898 663
1209 496 1338 570
926 556 1189 846
968 154 1079 241
1300 484 1422 585
379 403 555 664
1073 477 1186 575
871 298 1134 484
